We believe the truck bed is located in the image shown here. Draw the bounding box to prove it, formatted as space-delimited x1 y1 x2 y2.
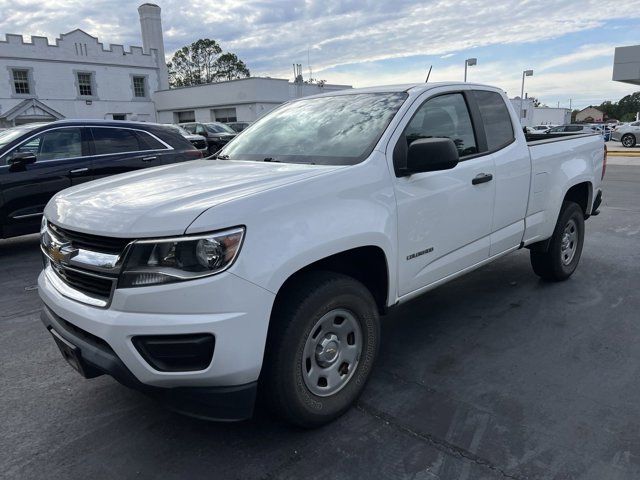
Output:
525 132 599 146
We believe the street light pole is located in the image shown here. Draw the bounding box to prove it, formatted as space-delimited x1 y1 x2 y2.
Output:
520 69 534 124
464 58 477 82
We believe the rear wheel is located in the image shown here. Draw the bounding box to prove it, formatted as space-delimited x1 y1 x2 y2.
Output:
621 133 636 148
530 201 585 281
262 271 380 428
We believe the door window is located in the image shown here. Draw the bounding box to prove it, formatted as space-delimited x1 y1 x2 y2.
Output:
473 90 514 150
404 93 477 157
10 128 83 162
136 131 167 150
91 128 141 155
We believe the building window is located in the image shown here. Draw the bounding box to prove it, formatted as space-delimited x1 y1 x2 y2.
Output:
212 107 237 123
175 111 195 123
12 69 31 95
132 76 146 97
77 72 93 96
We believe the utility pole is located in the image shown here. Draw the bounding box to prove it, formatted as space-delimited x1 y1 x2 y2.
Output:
519 69 534 124
464 58 477 82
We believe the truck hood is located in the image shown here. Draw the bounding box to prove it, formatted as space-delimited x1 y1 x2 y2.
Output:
45 159 344 237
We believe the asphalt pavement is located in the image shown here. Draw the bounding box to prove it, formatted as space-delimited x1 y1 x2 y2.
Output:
1 165 639 479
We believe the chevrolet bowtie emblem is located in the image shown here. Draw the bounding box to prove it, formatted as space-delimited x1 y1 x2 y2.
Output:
48 236 78 264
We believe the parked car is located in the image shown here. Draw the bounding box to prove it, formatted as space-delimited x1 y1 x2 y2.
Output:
611 121 640 147
163 124 208 153
226 121 251 133
180 122 237 155
38 83 604 427
532 125 553 133
545 124 598 135
0 120 201 240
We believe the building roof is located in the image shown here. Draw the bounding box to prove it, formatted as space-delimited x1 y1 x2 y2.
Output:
578 106 603 114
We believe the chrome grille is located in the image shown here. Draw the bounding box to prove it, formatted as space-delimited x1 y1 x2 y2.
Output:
49 223 131 255
42 222 127 308
50 262 115 298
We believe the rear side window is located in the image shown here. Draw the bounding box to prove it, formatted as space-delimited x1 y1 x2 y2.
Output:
91 128 141 155
136 131 167 150
473 90 514 150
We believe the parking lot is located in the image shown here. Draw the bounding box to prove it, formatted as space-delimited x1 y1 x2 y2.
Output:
1 163 639 480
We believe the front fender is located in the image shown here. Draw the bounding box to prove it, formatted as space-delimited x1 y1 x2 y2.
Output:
186 153 398 305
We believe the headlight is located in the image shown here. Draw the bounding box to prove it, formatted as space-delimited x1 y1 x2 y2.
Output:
119 227 245 288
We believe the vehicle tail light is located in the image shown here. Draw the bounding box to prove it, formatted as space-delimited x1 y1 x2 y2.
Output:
185 149 203 159
602 144 607 180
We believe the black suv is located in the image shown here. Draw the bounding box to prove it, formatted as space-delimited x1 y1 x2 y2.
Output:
0 120 202 240
180 122 237 155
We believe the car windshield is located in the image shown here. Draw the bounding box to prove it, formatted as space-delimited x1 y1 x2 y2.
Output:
0 124 42 147
165 124 190 136
205 123 235 134
219 92 408 165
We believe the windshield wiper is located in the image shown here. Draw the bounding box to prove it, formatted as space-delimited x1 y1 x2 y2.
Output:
214 154 230 160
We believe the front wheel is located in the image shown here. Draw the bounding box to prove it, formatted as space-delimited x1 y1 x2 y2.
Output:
530 201 585 281
621 133 636 148
262 271 380 428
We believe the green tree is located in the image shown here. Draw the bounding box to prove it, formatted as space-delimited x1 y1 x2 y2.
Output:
167 39 250 87
213 53 250 82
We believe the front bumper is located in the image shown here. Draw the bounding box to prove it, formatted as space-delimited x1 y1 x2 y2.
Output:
41 305 257 420
38 269 275 419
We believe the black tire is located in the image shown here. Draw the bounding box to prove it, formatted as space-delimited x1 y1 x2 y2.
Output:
207 143 218 156
621 133 636 148
262 271 380 428
530 201 585 281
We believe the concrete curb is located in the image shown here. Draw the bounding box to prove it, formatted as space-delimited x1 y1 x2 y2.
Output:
607 151 640 157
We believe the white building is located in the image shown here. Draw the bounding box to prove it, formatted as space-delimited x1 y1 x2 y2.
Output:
0 3 352 129
509 97 571 127
0 3 167 127
154 77 352 124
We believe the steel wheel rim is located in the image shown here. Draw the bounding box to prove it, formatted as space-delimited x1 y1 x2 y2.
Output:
560 218 578 265
302 308 363 397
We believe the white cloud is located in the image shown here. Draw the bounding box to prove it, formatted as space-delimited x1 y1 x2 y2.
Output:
1 0 639 106
539 44 617 71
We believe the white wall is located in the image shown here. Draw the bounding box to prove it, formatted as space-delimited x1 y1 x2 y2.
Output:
531 108 571 126
0 29 163 124
154 77 352 125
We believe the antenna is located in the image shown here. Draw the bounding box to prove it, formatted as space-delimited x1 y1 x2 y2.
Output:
425 65 433 83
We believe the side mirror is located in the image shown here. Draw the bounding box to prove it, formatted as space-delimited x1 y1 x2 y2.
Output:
8 151 37 167
404 138 459 175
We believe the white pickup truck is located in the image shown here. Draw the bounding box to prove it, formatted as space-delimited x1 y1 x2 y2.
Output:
38 82 605 427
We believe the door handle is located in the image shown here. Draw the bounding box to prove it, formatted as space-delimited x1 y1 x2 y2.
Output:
142 156 157 162
69 167 89 175
472 173 493 185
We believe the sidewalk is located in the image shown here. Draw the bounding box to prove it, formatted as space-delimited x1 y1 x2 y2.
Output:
606 141 640 157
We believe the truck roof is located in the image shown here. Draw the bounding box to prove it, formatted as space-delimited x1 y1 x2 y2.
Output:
304 82 503 98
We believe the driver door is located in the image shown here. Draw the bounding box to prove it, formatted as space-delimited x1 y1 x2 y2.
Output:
393 91 496 296
0 126 91 237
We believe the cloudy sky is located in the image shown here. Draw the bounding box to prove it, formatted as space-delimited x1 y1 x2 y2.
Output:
1 0 640 108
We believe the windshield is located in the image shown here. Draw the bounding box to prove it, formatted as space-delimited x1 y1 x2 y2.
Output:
165 124 190 136
219 92 408 165
0 124 42 147
205 123 235 134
